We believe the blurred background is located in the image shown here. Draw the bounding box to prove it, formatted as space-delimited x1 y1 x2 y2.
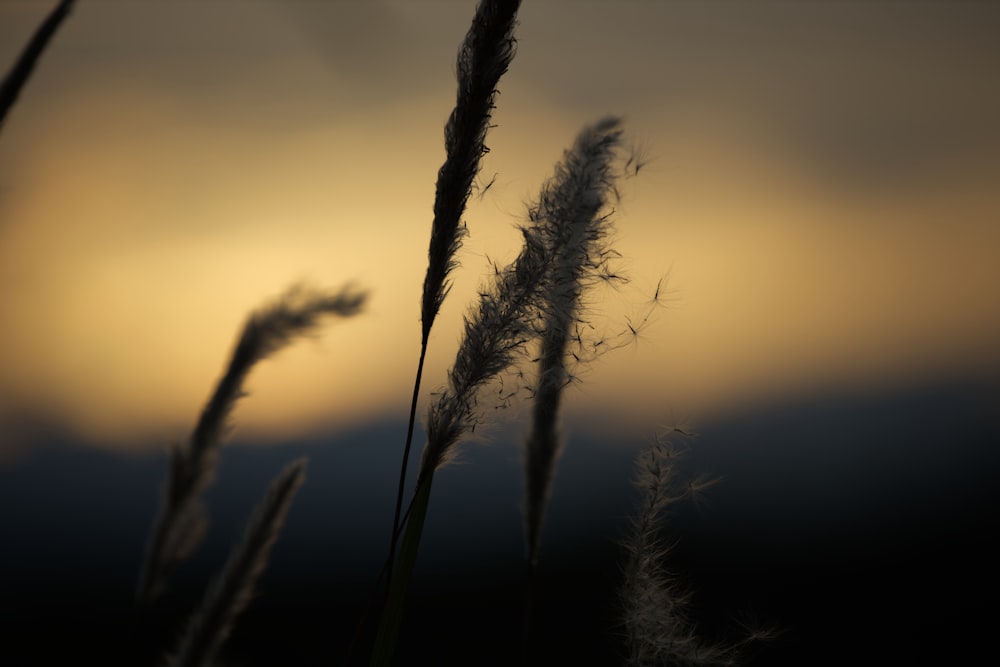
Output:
1 1 998 665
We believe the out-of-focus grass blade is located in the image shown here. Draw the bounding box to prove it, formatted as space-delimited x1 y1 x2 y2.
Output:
370 475 434 667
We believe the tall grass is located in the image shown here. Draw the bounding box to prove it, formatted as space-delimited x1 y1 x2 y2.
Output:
132 284 367 666
1 2 764 665
389 0 521 592
370 117 629 659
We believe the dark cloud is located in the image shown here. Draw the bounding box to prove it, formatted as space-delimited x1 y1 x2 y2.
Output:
770 98 1000 194
1 2 449 128
271 1 473 106
512 1 1000 194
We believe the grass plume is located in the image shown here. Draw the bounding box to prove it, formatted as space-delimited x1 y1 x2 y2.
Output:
137 283 367 604
420 0 521 340
523 116 627 568
620 432 746 667
420 225 550 478
164 458 307 667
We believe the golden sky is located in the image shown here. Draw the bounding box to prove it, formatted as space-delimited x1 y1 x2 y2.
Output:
2 1 999 456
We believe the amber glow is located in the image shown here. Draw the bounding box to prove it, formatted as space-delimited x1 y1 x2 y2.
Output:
2 2 998 455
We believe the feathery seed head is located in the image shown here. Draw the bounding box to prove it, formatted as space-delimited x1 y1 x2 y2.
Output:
522 116 631 566
620 433 749 666
421 224 549 479
421 0 521 341
137 282 365 605
190 282 367 464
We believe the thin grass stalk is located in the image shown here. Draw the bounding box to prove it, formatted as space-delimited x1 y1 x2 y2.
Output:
165 458 308 667
388 0 521 598
369 474 433 667
523 116 625 569
0 0 75 131
137 283 367 604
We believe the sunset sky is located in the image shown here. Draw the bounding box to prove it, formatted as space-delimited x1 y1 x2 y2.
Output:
2 2 999 665
2 1 999 458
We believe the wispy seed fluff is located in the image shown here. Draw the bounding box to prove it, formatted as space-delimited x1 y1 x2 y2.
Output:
524 116 627 567
420 117 628 495
621 436 738 667
420 227 549 480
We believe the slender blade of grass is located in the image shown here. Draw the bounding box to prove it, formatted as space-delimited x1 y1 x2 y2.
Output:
0 0 75 131
370 473 434 667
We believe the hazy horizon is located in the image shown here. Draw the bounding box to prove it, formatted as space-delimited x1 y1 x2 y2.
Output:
2 2 998 454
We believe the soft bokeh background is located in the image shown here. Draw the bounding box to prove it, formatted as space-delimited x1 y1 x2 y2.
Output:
1 2 998 666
